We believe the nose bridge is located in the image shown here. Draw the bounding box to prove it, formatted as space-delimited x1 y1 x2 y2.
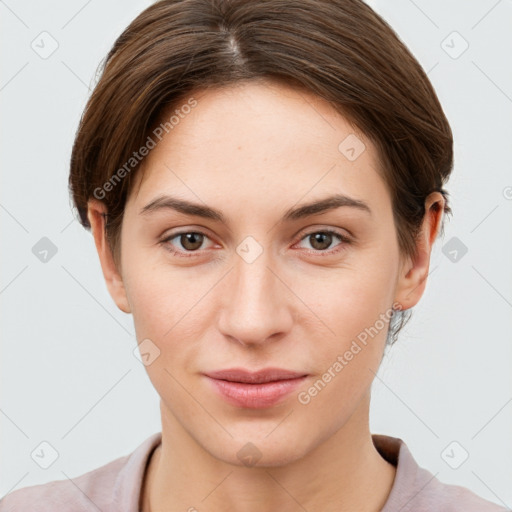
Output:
217 236 292 345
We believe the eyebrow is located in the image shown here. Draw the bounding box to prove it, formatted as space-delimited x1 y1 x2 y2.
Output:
139 193 372 222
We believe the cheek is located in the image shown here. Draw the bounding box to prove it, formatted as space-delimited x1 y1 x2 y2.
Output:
294 250 397 388
295 274 390 416
302 259 396 341
121 241 181 333
123 258 209 374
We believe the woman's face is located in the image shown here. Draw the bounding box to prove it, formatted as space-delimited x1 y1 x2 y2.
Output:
96 81 425 466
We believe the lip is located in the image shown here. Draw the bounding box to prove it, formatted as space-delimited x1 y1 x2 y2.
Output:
204 368 308 408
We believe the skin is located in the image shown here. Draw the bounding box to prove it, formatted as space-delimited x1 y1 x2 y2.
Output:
87 80 444 512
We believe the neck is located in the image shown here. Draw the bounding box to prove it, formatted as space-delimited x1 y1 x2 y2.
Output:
141 393 396 512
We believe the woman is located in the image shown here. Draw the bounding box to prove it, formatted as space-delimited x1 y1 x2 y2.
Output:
1 0 506 511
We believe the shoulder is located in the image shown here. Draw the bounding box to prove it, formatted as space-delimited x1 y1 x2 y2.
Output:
419 476 509 511
0 454 128 512
373 434 509 512
0 432 162 512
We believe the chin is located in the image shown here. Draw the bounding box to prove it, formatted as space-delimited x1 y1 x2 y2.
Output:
204 427 315 468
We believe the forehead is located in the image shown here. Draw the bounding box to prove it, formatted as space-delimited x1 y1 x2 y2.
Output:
126 81 390 217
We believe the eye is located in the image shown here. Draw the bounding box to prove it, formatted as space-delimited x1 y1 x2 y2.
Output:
160 230 215 257
160 228 352 258
295 229 351 255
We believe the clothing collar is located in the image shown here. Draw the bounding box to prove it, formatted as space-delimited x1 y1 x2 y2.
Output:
112 431 162 512
112 431 433 512
372 433 434 511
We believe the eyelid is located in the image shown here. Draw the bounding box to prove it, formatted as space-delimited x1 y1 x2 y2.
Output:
160 228 218 256
292 227 352 255
295 225 352 242
160 225 352 257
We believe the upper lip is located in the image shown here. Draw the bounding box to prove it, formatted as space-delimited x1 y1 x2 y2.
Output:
204 368 307 384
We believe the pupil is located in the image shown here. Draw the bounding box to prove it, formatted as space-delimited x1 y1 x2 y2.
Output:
182 233 203 250
178 232 333 252
311 233 331 250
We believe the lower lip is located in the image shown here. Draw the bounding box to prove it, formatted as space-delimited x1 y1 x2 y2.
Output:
205 376 308 408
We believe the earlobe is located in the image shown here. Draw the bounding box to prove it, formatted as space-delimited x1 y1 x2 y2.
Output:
394 192 445 311
87 199 131 314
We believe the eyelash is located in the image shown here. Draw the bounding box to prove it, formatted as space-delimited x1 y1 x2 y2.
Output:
159 229 352 258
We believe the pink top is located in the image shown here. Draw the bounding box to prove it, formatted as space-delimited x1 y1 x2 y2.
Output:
1 432 507 511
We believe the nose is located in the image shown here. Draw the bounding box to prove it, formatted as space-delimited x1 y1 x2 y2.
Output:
217 244 294 347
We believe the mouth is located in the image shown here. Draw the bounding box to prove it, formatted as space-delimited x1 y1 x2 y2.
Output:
203 368 309 408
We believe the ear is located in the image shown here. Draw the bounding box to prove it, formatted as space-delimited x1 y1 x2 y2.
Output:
87 199 131 314
394 192 445 311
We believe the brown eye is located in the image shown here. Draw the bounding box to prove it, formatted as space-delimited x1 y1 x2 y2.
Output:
296 229 351 255
161 231 214 256
179 232 204 251
309 232 334 251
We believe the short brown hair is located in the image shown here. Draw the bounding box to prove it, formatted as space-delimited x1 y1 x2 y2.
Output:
68 0 453 346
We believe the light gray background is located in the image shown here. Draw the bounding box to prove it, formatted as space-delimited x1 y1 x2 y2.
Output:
1 0 511 507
